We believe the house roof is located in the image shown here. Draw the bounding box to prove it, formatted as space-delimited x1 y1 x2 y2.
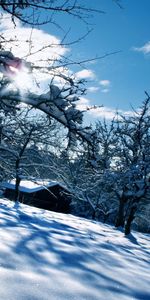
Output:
1 180 67 194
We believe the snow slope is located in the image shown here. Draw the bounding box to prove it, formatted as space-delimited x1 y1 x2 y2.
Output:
0 199 149 300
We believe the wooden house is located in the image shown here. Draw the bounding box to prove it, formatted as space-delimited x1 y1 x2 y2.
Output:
2 180 71 213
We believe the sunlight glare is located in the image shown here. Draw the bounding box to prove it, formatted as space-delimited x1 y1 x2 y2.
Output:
10 65 33 91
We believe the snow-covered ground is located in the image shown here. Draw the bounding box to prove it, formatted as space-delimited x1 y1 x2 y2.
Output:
0 199 149 300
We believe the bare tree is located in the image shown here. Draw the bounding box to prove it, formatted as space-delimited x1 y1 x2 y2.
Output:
114 94 150 234
0 0 103 26
0 50 98 157
0 104 64 200
55 119 119 221
57 97 150 234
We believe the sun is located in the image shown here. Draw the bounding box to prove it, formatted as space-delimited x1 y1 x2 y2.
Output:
9 65 33 91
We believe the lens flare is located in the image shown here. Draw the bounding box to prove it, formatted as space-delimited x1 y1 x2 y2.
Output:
9 66 19 73
10 65 33 91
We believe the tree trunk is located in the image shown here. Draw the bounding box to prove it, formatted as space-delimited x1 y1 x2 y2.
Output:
15 175 21 202
115 197 125 228
92 208 96 220
124 204 136 235
15 158 21 202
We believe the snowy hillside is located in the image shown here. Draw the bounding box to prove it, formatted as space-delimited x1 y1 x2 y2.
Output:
0 199 150 300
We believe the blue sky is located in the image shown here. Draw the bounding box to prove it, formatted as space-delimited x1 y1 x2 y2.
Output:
1 1 150 121
41 0 150 120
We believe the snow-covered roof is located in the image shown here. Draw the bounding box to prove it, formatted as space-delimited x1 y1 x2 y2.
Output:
1 180 66 193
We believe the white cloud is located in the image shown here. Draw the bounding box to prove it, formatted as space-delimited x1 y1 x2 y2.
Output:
133 42 150 54
0 15 68 64
99 80 110 87
76 97 135 121
77 101 119 120
75 69 95 80
0 14 20 29
73 90 139 122
101 88 109 93
0 14 69 91
76 97 90 111
89 106 135 120
87 86 99 93
89 106 117 120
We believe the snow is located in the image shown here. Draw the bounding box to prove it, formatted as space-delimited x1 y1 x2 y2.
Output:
0 198 150 300
1 180 66 193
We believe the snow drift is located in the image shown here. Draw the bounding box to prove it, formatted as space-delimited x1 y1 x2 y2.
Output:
0 199 149 300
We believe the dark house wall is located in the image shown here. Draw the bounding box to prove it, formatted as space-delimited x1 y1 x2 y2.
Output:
4 185 71 213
